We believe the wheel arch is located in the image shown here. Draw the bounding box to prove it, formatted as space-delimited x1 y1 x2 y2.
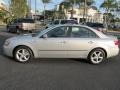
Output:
87 47 107 59
13 45 35 58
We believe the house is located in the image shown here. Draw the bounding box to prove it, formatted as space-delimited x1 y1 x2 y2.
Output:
64 6 104 24
0 0 7 11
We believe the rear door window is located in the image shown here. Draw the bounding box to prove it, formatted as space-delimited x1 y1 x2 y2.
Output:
53 20 59 25
71 26 99 38
18 19 35 23
61 20 67 24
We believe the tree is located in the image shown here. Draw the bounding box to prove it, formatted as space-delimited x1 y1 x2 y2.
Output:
0 10 6 20
10 0 29 19
58 1 71 19
79 0 95 23
0 6 11 23
62 0 94 22
100 0 118 30
42 0 51 24
63 0 80 18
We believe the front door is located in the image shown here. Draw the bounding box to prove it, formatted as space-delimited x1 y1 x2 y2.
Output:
36 26 70 58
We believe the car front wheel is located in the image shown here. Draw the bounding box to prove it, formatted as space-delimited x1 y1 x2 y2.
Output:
14 46 33 63
88 49 105 64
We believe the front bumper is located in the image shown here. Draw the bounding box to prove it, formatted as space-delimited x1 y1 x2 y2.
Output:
3 45 13 57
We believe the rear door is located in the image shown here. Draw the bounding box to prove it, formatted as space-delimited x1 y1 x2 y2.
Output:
67 26 99 58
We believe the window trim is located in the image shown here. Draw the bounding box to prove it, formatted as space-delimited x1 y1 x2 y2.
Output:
41 26 70 38
70 26 99 38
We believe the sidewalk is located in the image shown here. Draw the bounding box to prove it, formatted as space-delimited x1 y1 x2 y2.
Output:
108 30 120 33
0 25 6 32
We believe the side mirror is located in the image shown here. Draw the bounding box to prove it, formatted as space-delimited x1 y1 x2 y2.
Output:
42 34 48 38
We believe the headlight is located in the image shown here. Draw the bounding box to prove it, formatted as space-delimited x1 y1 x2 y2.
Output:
4 40 10 46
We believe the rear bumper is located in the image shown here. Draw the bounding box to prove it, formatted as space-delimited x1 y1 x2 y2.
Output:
107 47 119 58
21 28 36 31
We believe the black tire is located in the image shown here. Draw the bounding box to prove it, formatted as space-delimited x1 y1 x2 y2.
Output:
29 30 32 33
7 27 10 32
13 46 33 63
88 49 105 65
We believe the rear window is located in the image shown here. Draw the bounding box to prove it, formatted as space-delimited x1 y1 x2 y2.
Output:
53 20 59 25
61 20 67 24
86 23 104 28
60 20 78 24
18 19 35 23
67 20 78 24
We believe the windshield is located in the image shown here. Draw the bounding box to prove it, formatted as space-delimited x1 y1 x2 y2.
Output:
32 28 46 37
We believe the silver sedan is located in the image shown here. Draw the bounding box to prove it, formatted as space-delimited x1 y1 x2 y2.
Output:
3 24 119 64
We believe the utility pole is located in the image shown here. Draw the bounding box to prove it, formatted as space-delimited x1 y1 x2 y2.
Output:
28 0 31 18
35 0 37 20
85 0 87 23
44 4 46 24
83 0 87 24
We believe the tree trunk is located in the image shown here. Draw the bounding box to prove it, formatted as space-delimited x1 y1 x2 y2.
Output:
70 4 74 18
44 4 46 25
83 0 86 24
106 8 109 31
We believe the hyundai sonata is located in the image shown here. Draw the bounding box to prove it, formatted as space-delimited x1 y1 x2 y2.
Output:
3 24 119 64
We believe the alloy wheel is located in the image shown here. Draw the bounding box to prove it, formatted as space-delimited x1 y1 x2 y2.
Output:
16 49 30 62
90 49 105 64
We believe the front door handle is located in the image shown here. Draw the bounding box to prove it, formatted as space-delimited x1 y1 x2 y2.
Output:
59 41 66 44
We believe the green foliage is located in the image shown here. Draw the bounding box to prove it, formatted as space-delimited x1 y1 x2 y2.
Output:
10 0 29 18
0 9 9 23
42 0 51 4
100 0 118 11
57 0 95 19
78 0 95 6
100 0 118 28
0 10 6 19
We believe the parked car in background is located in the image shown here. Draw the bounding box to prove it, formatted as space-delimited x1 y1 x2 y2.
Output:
45 19 78 29
7 18 36 33
86 22 107 32
3 24 119 64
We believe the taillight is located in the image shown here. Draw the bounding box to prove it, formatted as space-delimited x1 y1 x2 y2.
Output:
97 29 100 31
98 28 103 32
114 40 119 45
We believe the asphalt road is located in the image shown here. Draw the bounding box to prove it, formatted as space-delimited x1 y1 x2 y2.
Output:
0 30 120 90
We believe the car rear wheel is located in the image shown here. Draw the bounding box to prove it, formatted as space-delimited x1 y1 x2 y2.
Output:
16 28 22 34
7 27 10 32
88 49 105 64
14 46 33 63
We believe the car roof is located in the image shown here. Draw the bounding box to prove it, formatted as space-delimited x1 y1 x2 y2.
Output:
54 19 77 21
54 24 85 27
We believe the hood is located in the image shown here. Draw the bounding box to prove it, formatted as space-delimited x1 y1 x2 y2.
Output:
8 34 33 41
